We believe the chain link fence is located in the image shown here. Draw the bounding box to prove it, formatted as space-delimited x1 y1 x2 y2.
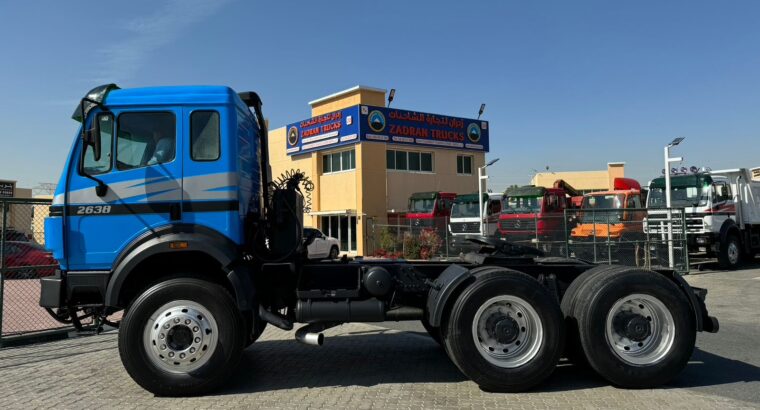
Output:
367 209 689 273
0 198 77 345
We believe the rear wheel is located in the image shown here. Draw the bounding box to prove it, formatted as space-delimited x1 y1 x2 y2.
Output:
560 265 630 365
442 269 564 392
118 278 246 396
574 269 695 387
718 234 741 269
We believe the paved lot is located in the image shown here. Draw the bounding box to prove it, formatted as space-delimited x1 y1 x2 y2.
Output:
1 266 758 409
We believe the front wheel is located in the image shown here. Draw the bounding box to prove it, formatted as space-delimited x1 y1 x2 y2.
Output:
329 246 339 259
118 278 246 396
442 269 564 392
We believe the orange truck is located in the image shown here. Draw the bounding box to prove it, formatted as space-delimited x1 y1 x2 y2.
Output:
569 178 646 264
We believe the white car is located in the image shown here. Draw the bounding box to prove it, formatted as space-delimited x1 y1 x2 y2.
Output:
304 228 340 260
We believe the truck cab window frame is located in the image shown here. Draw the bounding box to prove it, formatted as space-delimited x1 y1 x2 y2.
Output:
190 110 221 162
116 111 176 171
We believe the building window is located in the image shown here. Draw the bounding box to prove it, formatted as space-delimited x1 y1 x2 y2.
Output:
387 149 433 172
457 155 473 175
322 149 355 174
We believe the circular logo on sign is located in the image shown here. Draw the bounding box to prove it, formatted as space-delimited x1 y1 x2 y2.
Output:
467 123 481 143
368 110 386 133
287 126 299 146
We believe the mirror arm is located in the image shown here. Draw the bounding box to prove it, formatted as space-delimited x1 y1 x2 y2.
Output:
78 99 109 197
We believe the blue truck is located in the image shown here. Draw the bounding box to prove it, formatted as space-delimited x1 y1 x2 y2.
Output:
40 84 718 396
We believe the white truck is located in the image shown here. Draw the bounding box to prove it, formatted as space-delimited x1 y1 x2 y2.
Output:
645 167 760 269
448 192 502 251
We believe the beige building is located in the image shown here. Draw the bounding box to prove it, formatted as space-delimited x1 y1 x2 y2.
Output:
268 86 488 256
530 162 626 194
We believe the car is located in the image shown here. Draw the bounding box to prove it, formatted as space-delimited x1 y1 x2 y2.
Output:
3 241 58 279
304 227 340 260
3 228 30 242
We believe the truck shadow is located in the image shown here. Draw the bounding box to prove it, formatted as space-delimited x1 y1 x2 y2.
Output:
217 330 760 400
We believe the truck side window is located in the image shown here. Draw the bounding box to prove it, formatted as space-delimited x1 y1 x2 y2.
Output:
82 113 113 175
191 111 220 161
116 112 176 170
714 183 731 202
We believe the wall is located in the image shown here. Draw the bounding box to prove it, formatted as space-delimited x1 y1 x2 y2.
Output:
531 163 626 192
385 146 484 211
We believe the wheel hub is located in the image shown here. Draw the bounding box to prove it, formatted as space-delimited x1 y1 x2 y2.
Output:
604 294 676 366
493 316 520 344
472 295 544 369
613 312 651 342
144 301 218 373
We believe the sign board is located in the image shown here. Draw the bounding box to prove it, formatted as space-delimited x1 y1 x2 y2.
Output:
285 106 360 155
286 105 489 155
0 180 15 198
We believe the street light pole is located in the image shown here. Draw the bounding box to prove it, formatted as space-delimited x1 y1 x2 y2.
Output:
478 158 500 236
664 137 684 268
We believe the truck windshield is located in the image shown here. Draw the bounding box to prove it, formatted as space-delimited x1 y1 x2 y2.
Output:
580 194 624 223
409 198 435 213
501 196 541 214
450 201 480 218
648 184 709 208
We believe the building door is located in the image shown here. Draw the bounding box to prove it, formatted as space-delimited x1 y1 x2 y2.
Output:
320 214 357 252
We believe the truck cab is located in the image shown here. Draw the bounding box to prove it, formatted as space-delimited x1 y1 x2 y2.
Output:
43 85 262 308
570 178 645 263
498 185 572 251
406 191 456 232
645 168 760 268
447 192 501 251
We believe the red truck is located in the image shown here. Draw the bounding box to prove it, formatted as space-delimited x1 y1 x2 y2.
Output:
406 191 456 232
498 180 582 253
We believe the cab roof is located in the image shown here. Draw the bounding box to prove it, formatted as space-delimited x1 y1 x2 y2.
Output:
103 86 242 107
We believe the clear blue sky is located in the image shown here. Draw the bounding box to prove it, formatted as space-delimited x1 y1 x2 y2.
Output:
2 1 760 190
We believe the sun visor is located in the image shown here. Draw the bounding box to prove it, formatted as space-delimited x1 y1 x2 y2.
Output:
71 84 120 122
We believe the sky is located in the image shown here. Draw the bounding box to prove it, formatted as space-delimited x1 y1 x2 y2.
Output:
1 0 760 191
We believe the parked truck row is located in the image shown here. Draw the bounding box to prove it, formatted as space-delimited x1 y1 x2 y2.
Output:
394 168 759 269
40 84 718 397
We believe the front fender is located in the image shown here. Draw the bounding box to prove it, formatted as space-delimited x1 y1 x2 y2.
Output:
104 224 252 309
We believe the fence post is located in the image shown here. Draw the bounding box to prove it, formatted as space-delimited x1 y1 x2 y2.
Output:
0 201 7 347
681 208 689 274
564 209 570 257
592 210 597 263
607 212 612 264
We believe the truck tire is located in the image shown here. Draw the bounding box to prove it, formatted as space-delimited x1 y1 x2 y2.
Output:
718 234 742 270
574 269 695 388
560 265 630 365
118 278 246 396
442 269 564 392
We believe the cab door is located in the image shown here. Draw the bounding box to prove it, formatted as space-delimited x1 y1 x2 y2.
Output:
65 109 183 270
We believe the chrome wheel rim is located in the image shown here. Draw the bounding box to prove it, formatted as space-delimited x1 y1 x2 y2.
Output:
143 300 218 373
605 293 675 366
728 242 739 265
471 295 543 368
